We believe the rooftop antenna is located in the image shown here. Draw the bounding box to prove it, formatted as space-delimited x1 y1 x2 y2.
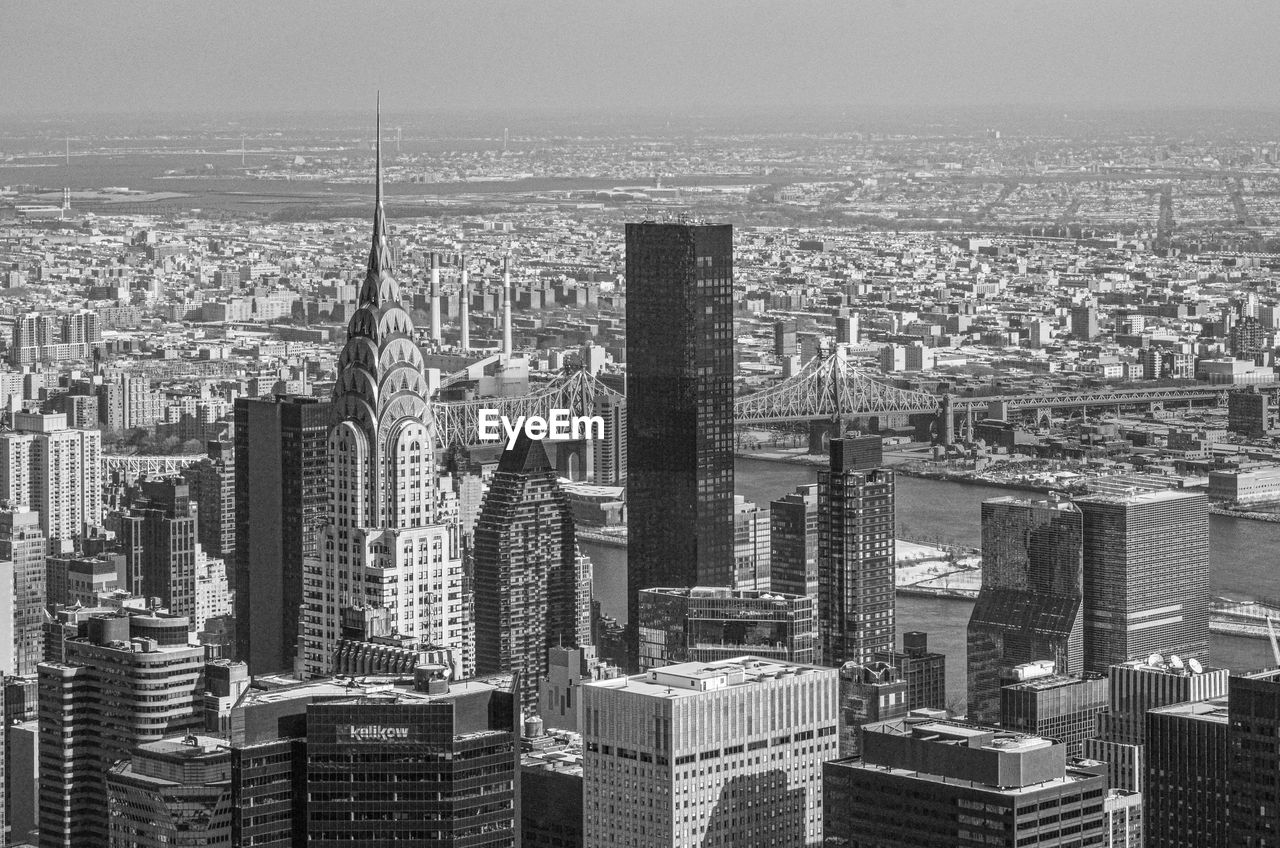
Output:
241 134 246 167
65 136 70 166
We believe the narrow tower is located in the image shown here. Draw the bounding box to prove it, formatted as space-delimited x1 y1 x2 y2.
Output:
502 253 513 359
429 252 442 343
459 253 471 352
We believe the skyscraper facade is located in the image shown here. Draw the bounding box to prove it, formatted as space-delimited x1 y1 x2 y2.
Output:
770 483 819 597
1146 697 1231 848
967 496 1084 723
1077 489 1210 672
233 394 331 675
183 440 235 565
1227 669 1280 847
0 412 101 544
817 437 895 666
625 222 735 643
297 123 467 679
582 657 839 847
472 434 592 711
2 507 47 677
125 478 197 621
590 393 626 486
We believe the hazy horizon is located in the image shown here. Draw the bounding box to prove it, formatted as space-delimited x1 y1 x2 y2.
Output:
6 1 1280 118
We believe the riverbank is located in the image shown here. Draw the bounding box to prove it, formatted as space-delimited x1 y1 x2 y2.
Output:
1209 505 1280 524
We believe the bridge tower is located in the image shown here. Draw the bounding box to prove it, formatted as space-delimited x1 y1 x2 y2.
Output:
935 394 955 446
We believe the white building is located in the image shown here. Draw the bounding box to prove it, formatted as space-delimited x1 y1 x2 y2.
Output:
582 657 839 847
297 131 468 679
0 412 102 544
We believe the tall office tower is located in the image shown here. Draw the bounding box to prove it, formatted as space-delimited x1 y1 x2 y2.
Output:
1227 669 1280 847
873 631 947 712
637 586 817 671
582 657 839 847
9 313 55 365
105 735 233 848
590 393 626 485
538 644 622 733
121 477 197 620
1070 303 1100 340
1082 655 1228 792
999 668 1108 757
233 394 330 675
1 508 46 677
183 440 235 564
824 719 1108 847
625 222 735 644
733 495 771 590
226 670 518 848
0 412 101 544
967 496 1084 723
774 318 798 356
770 483 819 597
817 437 895 667
1077 490 1210 672
837 661 908 757
298 117 468 680
37 611 212 847
473 434 592 712
1145 697 1231 848
835 309 858 345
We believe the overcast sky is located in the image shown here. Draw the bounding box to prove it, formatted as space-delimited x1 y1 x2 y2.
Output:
4 1 1280 116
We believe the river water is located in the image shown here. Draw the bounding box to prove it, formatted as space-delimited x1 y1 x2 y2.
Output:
580 457 1280 701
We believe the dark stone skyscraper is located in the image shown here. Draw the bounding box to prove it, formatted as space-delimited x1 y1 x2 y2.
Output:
233 394 331 675
473 434 591 711
966 496 1084 723
1077 489 1209 673
817 436 895 666
625 222 735 650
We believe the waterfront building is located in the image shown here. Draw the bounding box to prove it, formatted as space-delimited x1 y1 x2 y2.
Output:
1077 489 1210 673
233 394 331 675
473 433 592 712
296 120 468 680
818 437 895 666
770 483 818 597
582 657 839 847
872 631 947 712
637 586 817 671
824 718 1108 847
625 221 736 650
1146 697 1230 848
967 496 1083 724
590 393 626 486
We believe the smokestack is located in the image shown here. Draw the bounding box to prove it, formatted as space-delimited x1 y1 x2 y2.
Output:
429 253 442 343
459 253 470 352
502 254 513 359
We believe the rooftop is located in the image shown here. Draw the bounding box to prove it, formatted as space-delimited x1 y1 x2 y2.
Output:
1150 696 1230 724
590 656 831 698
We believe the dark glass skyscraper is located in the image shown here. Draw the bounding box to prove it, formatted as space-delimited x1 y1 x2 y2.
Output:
1077 489 1210 673
817 437 895 666
233 395 331 675
1228 669 1280 847
625 222 735 646
770 483 819 597
966 496 1084 723
472 434 591 712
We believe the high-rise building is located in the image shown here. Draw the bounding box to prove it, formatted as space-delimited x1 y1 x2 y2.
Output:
1227 668 1280 847
774 318 798 356
1077 489 1210 672
473 433 592 712
824 718 1109 847
733 494 771 591
0 412 101 544
537 644 622 733
637 586 818 671
37 611 215 847
625 222 736 646
770 483 819 597
1145 697 1231 848
837 661 908 757
999 669 1108 757
122 477 197 622
298 121 467 680
967 496 1084 723
1083 655 1228 792
818 437 895 666
1070 303 1100 340
873 631 947 712
233 394 330 675
1 507 46 676
183 440 235 565
590 393 626 486
105 735 233 848
582 657 839 847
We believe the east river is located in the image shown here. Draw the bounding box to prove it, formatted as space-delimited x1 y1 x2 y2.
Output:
580 457 1280 702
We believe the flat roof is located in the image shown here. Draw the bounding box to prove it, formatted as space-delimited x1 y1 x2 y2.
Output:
590 656 831 699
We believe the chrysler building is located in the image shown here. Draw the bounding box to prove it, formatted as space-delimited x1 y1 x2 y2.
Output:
297 107 469 678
